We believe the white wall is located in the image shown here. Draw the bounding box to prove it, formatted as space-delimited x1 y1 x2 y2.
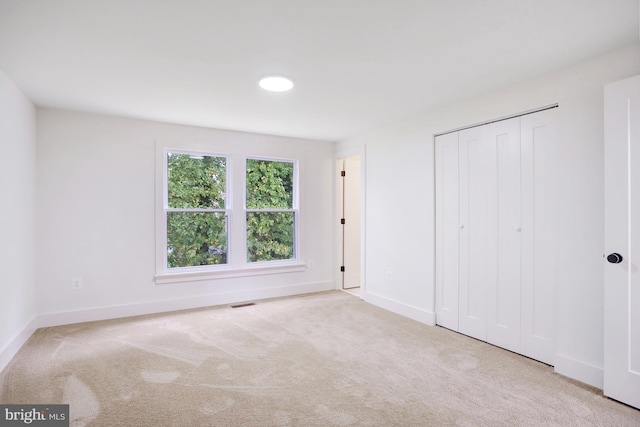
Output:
0 70 37 370
337 43 640 388
36 110 335 326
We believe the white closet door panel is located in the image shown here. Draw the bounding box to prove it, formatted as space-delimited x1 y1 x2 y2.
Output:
486 117 522 353
435 132 460 331
458 126 488 341
520 109 556 365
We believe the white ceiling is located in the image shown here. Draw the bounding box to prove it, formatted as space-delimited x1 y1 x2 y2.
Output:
0 1 638 141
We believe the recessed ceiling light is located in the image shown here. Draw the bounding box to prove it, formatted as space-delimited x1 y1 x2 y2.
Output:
259 76 294 92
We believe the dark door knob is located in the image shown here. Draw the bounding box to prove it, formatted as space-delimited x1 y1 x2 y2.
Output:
607 253 623 264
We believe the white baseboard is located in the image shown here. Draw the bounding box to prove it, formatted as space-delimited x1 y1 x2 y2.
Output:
0 316 38 374
38 281 335 328
553 353 604 389
361 290 435 326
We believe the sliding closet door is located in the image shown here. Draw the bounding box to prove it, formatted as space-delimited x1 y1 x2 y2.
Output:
435 132 460 331
520 109 556 365
486 117 522 354
435 108 556 365
458 126 488 341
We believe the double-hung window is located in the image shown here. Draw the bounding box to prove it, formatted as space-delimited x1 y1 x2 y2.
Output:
245 158 297 263
156 148 303 282
165 150 228 269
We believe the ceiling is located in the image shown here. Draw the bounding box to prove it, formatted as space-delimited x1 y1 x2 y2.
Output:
0 1 637 142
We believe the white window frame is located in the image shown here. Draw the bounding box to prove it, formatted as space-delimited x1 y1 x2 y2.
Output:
154 144 305 284
163 148 230 271
244 156 300 265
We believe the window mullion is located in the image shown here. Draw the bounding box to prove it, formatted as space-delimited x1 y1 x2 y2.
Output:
166 208 226 213
245 208 296 213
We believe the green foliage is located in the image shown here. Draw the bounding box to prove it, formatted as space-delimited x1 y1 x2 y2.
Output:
168 154 226 209
167 212 227 267
165 155 296 267
166 153 227 268
246 159 295 262
246 159 293 209
246 212 294 262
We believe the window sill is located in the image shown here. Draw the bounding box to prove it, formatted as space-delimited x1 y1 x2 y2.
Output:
154 262 307 285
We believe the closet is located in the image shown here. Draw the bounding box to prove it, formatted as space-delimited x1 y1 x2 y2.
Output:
435 108 556 365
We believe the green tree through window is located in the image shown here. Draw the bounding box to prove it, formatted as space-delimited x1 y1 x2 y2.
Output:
166 152 227 268
246 159 296 262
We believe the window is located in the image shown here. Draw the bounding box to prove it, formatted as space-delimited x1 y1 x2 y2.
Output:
165 151 228 269
246 158 297 263
156 146 304 283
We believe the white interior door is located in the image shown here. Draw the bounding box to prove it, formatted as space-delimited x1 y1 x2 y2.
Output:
435 132 460 331
604 75 640 409
342 155 361 289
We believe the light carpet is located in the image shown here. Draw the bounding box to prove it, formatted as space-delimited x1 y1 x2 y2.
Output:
1 291 638 426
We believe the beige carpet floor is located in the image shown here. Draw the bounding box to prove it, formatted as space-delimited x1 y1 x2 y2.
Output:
1 291 638 426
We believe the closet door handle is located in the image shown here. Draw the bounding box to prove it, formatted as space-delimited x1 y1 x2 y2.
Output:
607 253 623 264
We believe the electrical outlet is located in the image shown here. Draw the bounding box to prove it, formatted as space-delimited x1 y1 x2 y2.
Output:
386 271 392 281
308 259 314 268
72 277 83 289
